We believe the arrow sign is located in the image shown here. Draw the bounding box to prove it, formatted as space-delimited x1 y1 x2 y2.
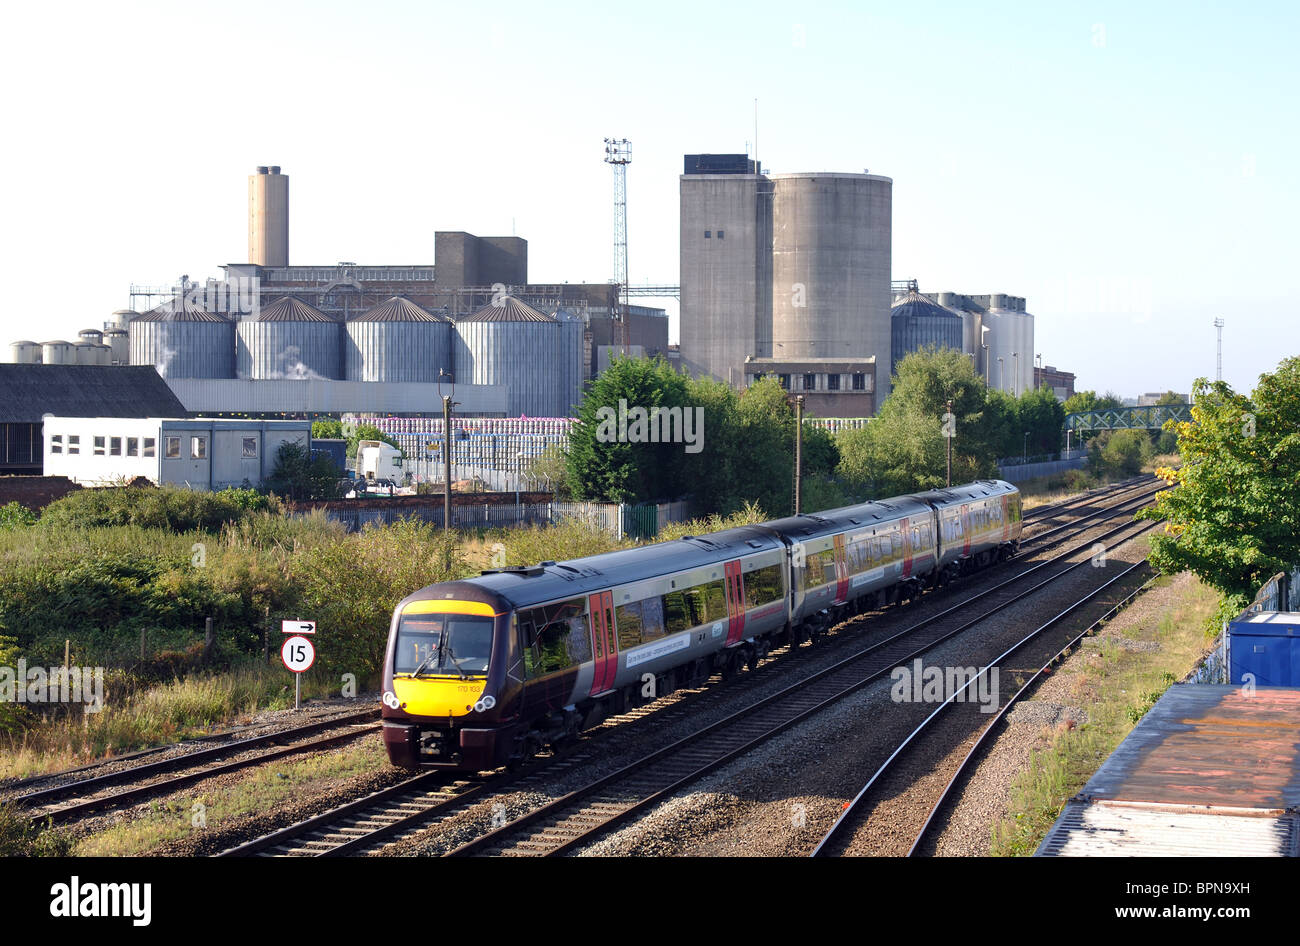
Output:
281 620 316 635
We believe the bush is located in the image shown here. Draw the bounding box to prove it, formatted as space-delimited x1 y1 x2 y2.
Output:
39 486 273 533
0 502 37 530
0 804 74 857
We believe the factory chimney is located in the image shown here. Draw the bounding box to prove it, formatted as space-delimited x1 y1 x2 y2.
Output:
248 165 289 267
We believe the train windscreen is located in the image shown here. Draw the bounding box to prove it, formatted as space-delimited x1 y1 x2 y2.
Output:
394 612 493 676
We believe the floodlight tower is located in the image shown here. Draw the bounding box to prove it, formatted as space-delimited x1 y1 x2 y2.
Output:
1214 317 1224 381
604 138 632 354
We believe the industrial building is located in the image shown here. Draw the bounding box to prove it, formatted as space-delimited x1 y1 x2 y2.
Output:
0 365 188 475
1036 365 1077 400
918 290 1036 397
4 165 670 421
679 154 891 414
43 415 312 489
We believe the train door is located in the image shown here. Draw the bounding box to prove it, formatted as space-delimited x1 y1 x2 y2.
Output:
724 559 747 645
960 504 971 556
832 534 849 604
587 591 617 696
901 517 913 578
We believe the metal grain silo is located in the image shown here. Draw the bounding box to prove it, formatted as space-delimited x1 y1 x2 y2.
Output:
237 296 341 380
103 328 129 365
345 297 452 383
890 290 964 377
981 296 1035 397
74 342 100 365
8 341 41 364
770 172 893 402
78 328 103 347
112 309 138 329
129 298 236 378
455 296 560 417
551 308 586 417
41 340 75 365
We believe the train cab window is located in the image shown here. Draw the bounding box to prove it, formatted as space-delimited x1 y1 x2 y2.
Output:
394 611 494 677
743 564 783 607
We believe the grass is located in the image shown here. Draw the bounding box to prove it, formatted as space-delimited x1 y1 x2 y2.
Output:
0 664 345 781
75 739 388 856
989 572 1221 855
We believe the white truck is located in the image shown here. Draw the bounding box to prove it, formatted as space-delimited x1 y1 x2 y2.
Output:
355 440 405 485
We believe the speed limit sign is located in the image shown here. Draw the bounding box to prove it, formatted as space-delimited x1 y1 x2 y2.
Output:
281 635 315 673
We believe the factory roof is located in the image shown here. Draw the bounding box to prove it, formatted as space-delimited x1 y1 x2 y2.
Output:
254 296 336 322
350 296 450 323
0 365 188 423
1036 684 1300 856
459 296 554 323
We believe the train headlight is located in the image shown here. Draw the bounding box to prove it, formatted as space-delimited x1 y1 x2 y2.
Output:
473 694 497 713
382 690 401 710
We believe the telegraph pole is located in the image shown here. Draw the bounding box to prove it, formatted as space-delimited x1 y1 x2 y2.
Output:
945 398 953 488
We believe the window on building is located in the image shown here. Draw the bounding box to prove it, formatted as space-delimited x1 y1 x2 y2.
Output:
827 374 841 391
51 435 62 454
777 374 790 390
109 437 121 456
143 438 156 458
852 373 865 391
717 230 725 239
804 373 816 391
165 437 181 459
242 437 258 459
93 436 106 456
67 436 80 455
126 438 138 457
704 230 712 238
191 437 207 459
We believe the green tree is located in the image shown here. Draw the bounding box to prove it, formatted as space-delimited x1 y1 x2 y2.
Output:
311 418 343 439
566 356 694 504
346 423 401 461
1014 386 1066 458
1138 359 1300 607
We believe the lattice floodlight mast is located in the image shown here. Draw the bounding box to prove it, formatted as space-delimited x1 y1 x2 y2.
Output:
604 138 632 354
1214 317 1224 381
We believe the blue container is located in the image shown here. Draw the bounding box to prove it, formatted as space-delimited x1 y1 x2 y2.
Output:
310 438 348 474
1228 612 1300 686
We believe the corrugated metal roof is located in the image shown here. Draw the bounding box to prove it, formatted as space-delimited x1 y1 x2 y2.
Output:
134 297 227 323
1037 684 1300 856
891 290 961 319
0 365 188 423
350 296 450 323
254 296 336 323
459 296 555 323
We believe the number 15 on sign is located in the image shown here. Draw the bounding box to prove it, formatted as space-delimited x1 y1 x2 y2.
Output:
281 635 315 710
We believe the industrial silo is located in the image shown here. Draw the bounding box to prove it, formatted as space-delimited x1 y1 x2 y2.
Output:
454 296 560 417
248 166 289 267
78 328 103 347
237 295 340 380
129 298 236 378
890 290 964 378
41 341 75 365
769 172 893 402
103 328 128 365
344 297 452 383
551 309 586 417
74 342 101 365
981 295 1035 397
112 309 138 329
8 341 41 364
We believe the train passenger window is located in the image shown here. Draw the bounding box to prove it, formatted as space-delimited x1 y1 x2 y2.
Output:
703 580 727 623
615 601 643 650
744 564 783 607
520 598 588 678
892 533 903 556
639 596 666 640
664 591 693 634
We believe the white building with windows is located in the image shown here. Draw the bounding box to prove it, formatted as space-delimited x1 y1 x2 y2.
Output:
43 416 312 489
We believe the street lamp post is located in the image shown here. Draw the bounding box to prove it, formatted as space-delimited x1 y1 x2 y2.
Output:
1023 431 1030 462
998 357 1005 392
1012 352 1019 397
980 326 990 388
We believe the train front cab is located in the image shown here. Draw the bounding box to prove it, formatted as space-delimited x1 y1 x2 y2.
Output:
381 595 522 772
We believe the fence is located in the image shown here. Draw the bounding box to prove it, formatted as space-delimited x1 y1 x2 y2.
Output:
997 455 1088 482
1193 564 1300 685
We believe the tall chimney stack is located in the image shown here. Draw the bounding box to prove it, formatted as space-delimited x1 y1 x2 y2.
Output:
248 165 288 267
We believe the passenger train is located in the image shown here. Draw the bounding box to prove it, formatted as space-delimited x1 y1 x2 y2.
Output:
381 480 1022 770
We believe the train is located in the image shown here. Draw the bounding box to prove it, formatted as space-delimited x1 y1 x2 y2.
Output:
381 479 1023 771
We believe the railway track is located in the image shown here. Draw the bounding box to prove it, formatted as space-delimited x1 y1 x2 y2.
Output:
16 707 379 826
218 478 1157 857
810 556 1156 857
